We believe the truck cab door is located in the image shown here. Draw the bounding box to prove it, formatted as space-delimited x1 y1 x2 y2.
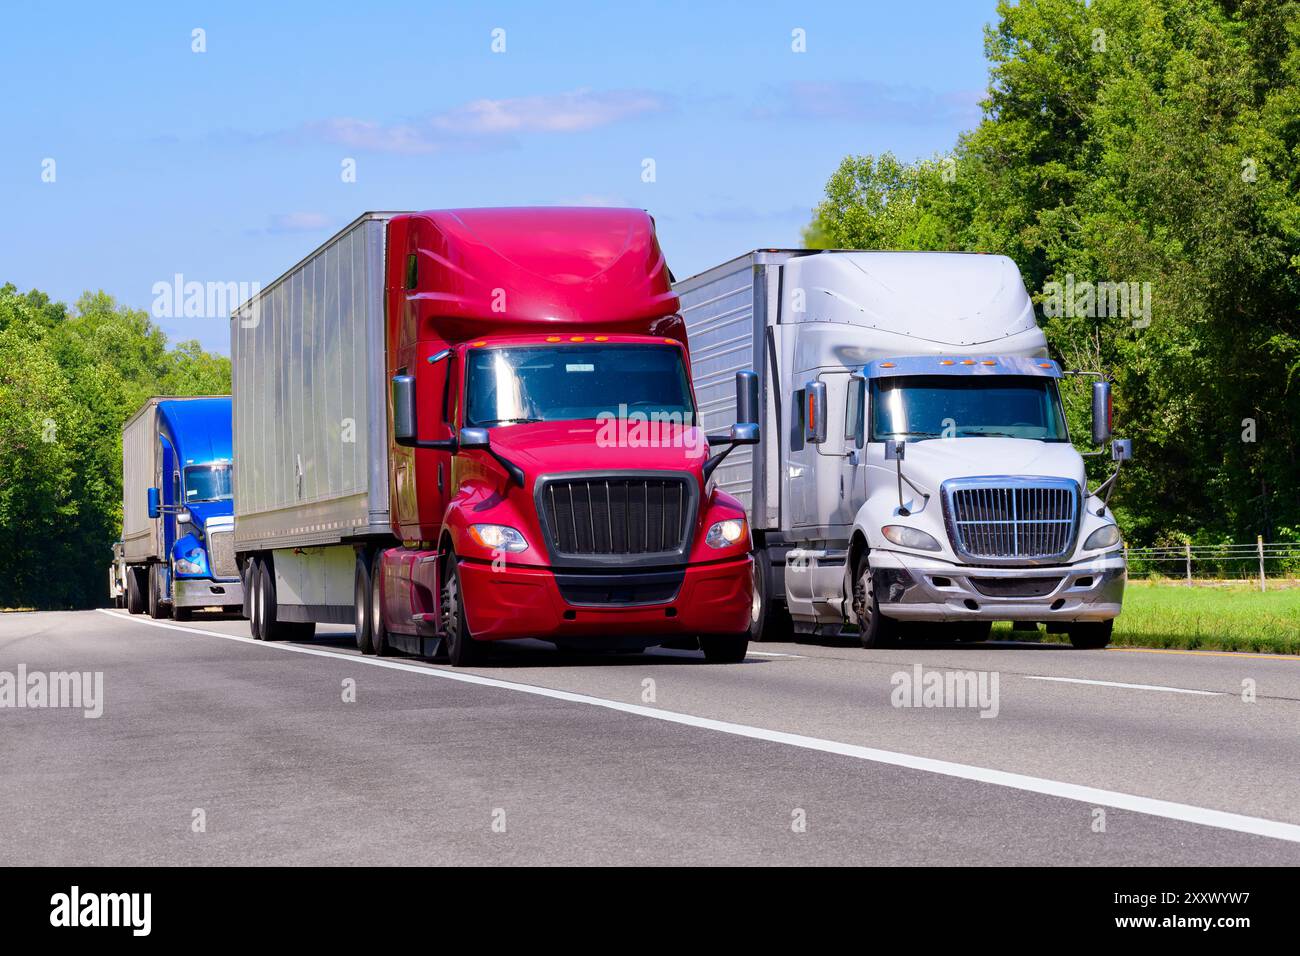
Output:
788 368 857 532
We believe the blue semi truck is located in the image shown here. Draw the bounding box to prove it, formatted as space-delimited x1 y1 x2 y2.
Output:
119 396 243 619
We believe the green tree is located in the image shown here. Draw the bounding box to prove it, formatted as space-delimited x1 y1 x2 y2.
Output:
806 0 1300 546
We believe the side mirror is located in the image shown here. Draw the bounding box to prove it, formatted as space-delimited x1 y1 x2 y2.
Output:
392 374 418 446
1111 438 1132 462
735 370 759 426
1091 380 1113 446
884 439 906 461
458 427 490 450
729 422 759 445
147 487 160 519
805 381 827 444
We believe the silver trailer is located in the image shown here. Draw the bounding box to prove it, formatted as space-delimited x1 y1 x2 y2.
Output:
676 250 1128 648
122 398 178 565
230 212 403 626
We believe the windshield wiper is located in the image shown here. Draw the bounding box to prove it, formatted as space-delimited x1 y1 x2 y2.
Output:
957 430 1019 438
478 417 543 426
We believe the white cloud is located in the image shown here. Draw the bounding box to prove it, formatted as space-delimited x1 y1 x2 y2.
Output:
301 88 667 154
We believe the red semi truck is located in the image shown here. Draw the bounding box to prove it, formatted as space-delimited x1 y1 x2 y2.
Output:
231 208 758 665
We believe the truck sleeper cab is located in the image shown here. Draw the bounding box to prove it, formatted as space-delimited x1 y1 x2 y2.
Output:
231 208 759 666
674 250 1128 650
120 396 244 621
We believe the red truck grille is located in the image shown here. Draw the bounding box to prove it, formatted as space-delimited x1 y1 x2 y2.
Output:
539 476 693 558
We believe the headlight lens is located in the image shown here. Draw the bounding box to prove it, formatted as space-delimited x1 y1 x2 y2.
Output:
174 551 206 575
1083 524 1122 551
881 525 942 552
469 524 529 553
706 518 747 549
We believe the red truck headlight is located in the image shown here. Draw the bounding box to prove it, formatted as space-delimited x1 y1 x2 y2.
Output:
705 518 747 549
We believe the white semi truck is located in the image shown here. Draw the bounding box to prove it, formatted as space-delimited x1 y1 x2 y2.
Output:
676 250 1129 649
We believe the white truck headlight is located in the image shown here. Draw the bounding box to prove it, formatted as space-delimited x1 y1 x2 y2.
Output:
881 525 942 552
174 552 206 575
706 518 747 549
1083 524 1122 551
469 524 529 552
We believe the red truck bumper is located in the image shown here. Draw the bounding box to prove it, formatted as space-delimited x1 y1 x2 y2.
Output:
456 555 753 642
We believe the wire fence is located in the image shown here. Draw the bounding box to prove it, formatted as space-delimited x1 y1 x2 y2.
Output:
1124 539 1300 589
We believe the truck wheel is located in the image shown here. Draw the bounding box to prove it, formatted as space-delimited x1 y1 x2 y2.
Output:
700 634 750 664
147 564 168 620
852 556 899 648
256 559 281 640
126 568 145 615
1069 620 1113 650
440 551 480 667
369 551 391 657
750 549 792 643
354 552 375 654
173 605 192 622
247 560 263 639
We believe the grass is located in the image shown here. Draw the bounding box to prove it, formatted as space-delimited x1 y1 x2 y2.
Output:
994 580 1300 654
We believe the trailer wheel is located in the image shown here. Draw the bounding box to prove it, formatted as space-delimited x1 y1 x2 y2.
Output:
851 555 899 648
126 567 145 615
700 634 749 663
369 551 391 657
1069 620 1113 650
354 552 375 654
257 559 314 641
750 549 792 643
248 560 263 639
147 564 168 620
440 551 480 667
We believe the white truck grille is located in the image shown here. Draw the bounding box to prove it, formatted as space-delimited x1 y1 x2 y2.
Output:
942 478 1079 563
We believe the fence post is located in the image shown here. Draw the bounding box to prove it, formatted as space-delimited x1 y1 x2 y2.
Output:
1258 535 1266 592
1185 543 1192 586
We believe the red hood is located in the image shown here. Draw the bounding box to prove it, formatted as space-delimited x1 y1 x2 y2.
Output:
485 419 711 480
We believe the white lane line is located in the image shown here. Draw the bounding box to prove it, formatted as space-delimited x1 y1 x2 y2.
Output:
96 608 1300 845
1021 675 1224 696
746 650 805 658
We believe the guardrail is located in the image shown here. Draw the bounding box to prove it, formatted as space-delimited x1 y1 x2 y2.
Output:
1124 538 1300 590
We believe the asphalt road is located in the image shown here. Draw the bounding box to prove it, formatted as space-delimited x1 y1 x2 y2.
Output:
2 608 1299 865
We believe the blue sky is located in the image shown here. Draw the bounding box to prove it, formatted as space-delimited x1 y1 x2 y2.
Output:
1 0 999 354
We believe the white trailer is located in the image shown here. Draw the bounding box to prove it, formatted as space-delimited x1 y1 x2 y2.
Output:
676 250 1129 648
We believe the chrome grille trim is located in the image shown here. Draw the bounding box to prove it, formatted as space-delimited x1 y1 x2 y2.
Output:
941 477 1080 565
535 471 699 569
207 529 239 579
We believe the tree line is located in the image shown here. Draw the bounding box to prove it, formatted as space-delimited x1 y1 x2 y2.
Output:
805 0 1299 550
0 285 230 608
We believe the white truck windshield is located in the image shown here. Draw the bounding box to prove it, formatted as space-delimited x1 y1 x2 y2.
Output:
870 375 1070 442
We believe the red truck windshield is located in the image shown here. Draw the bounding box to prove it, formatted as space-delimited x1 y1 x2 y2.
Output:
464 344 696 427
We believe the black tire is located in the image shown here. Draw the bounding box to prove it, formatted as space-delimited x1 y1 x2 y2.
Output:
700 633 749 663
172 605 193 622
369 550 391 657
750 549 793 643
354 551 375 654
147 564 168 619
257 559 281 640
440 551 480 667
126 568 145 615
1069 620 1113 649
851 554 899 648
247 559 263 640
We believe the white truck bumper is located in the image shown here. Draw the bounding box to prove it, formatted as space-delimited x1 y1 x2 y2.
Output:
869 550 1125 623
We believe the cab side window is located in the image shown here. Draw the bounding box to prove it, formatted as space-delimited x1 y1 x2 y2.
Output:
845 377 865 449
